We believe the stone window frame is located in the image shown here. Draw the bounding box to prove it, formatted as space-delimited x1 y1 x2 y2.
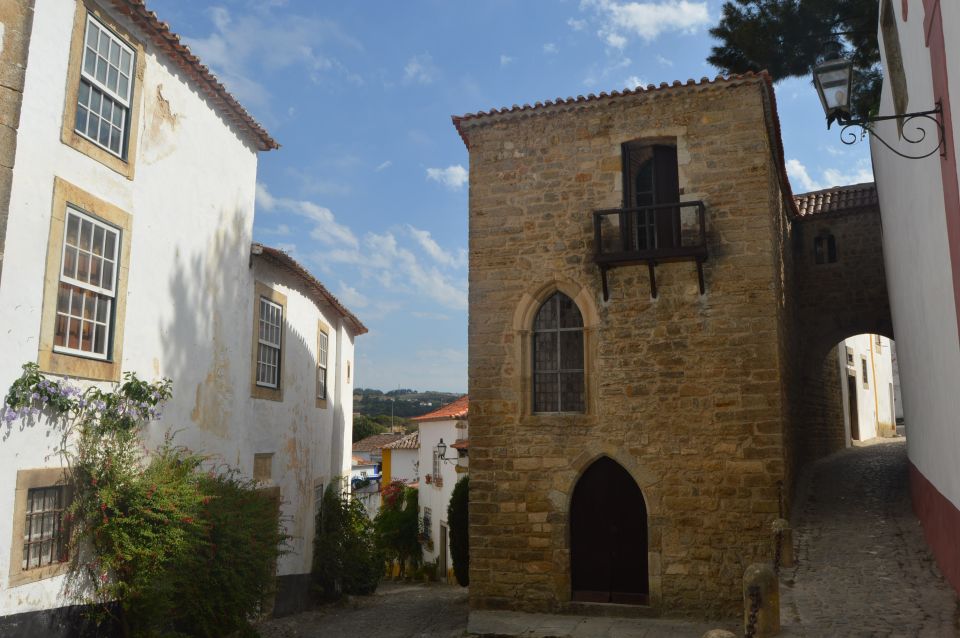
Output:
316 320 330 409
8 468 72 588
250 282 286 402
60 0 146 180
512 279 600 422
38 177 132 382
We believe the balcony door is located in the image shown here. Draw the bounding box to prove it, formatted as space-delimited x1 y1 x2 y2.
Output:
621 142 680 251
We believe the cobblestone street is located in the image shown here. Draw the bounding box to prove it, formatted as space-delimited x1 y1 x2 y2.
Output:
256 582 468 638
781 439 960 636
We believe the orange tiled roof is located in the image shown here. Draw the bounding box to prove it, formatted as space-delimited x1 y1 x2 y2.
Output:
412 395 468 422
109 0 277 151
351 455 373 466
352 433 402 453
451 71 801 219
252 244 368 336
794 183 878 217
383 431 419 450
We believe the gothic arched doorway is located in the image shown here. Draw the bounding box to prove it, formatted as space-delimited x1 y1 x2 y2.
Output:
570 456 648 604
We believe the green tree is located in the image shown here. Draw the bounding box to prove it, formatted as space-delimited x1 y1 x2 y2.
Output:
374 481 422 576
708 0 881 119
353 414 387 442
447 476 469 586
312 482 383 599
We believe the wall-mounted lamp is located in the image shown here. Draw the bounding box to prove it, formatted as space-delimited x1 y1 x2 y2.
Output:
814 44 944 160
435 438 456 463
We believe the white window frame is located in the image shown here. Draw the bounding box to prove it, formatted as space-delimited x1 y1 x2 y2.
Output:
257 297 283 388
53 206 120 361
75 14 135 158
317 331 328 400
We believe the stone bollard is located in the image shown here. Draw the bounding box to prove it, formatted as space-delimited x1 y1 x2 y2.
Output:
772 518 795 569
743 563 780 637
702 630 737 638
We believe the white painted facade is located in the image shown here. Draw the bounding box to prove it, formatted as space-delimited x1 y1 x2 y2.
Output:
389 447 420 484
416 417 467 580
837 334 897 444
0 0 360 619
872 0 960 511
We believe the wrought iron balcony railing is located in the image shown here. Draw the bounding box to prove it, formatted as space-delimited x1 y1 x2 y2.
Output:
593 201 707 299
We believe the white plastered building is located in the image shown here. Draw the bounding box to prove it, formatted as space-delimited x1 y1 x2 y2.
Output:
0 0 364 628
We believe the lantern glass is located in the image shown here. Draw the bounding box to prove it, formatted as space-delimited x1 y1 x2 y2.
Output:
436 439 446 459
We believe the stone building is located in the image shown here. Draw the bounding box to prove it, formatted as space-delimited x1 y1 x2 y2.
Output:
454 73 890 619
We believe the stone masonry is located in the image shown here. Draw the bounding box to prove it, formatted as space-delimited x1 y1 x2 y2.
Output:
456 75 893 621
0 0 34 285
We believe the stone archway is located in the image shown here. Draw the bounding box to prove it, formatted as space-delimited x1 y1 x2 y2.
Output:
570 456 649 605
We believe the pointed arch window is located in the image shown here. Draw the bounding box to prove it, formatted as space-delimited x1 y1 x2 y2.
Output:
533 292 584 412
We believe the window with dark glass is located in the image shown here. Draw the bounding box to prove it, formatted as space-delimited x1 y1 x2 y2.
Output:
814 234 837 264
533 292 584 412
22 486 67 570
621 142 680 251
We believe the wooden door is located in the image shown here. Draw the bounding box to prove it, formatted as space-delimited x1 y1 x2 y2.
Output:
848 373 860 441
570 457 648 604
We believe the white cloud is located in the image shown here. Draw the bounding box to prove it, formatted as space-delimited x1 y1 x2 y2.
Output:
580 0 710 47
182 7 361 113
656 54 673 67
375 160 393 172
337 281 369 308
407 226 467 268
403 53 439 85
426 165 468 190
543 42 559 54
786 158 874 193
259 223 292 236
568 17 587 30
624 75 646 89
500 54 514 67
256 182 358 249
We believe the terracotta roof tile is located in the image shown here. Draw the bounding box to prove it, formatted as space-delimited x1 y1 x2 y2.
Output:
794 183 878 217
383 431 419 450
351 455 372 466
352 433 402 453
412 395 469 422
109 0 277 151
252 244 367 335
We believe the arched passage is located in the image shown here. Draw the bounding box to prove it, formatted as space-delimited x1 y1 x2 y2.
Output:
570 456 648 604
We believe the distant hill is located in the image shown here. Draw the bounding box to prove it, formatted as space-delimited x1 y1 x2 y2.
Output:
353 388 464 419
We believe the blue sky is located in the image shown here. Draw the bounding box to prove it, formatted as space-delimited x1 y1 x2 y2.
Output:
148 0 873 393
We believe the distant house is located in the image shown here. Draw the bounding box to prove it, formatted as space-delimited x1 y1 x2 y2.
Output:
382 431 420 484
836 334 898 441
412 395 468 583
352 433 403 465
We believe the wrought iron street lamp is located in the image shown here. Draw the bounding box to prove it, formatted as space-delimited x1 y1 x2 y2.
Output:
814 46 945 159
435 438 456 463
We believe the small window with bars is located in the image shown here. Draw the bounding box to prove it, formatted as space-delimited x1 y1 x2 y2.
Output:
75 14 135 157
317 330 328 400
22 486 67 571
861 356 869 389
54 207 120 360
257 297 283 388
532 292 585 413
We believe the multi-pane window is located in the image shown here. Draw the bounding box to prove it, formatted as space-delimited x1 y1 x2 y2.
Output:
317 331 328 400
75 14 134 157
622 143 680 251
533 292 585 412
54 207 119 359
257 298 283 388
22 486 67 571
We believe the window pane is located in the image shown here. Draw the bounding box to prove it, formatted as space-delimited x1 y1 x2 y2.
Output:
560 330 583 369
559 372 585 412
97 32 109 58
75 105 88 134
109 40 120 67
120 49 132 76
80 219 93 251
76 251 91 283
81 320 94 352
534 373 559 412
94 324 106 354
104 229 116 259
85 22 98 49
534 331 558 372
83 47 97 76
534 294 557 330
92 226 105 256
101 260 114 292
118 74 129 100
558 294 583 328
107 65 119 93
66 213 80 245
62 246 78 279
95 56 107 84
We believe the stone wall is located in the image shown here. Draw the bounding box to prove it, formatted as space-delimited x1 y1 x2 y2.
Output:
0 0 34 284
464 78 790 619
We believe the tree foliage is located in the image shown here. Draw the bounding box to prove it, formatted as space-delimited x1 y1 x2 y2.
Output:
353 414 388 442
373 481 422 574
707 0 881 118
447 476 469 587
312 483 383 599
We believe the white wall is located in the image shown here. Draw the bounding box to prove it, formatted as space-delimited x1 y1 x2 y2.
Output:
416 418 467 576
0 0 357 616
837 334 896 443
390 448 419 483
873 0 960 510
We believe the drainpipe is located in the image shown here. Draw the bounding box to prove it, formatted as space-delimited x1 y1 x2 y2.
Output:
869 335 880 438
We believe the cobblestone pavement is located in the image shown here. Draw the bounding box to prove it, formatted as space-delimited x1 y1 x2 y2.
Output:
781 439 960 637
256 581 468 638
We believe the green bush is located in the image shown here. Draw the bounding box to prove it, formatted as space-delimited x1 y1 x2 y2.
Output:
312 483 383 599
373 481 422 576
447 476 469 586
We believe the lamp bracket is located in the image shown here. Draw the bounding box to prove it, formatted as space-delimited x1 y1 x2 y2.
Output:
836 102 945 160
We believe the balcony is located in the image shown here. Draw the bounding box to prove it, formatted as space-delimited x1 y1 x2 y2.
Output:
593 201 707 299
